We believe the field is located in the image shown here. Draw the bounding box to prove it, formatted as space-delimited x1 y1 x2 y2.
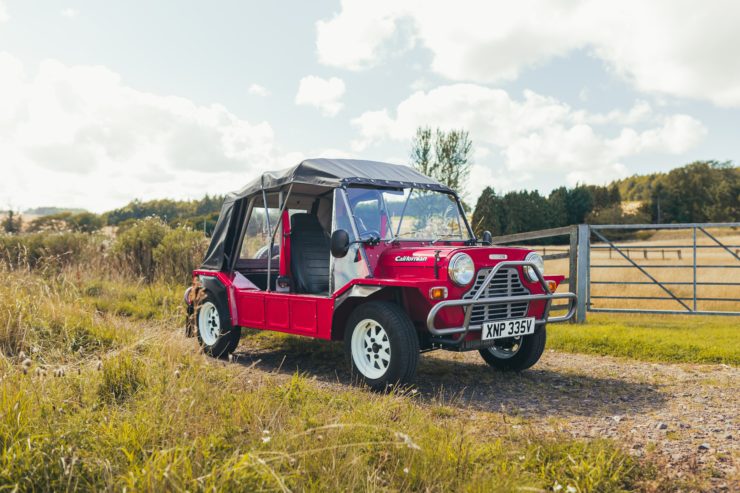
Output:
548 313 740 365
0 226 738 491
0 270 659 492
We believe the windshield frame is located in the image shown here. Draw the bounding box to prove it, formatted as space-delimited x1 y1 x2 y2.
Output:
341 185 474 243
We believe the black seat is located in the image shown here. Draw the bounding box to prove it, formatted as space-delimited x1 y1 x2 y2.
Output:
290 213 330 294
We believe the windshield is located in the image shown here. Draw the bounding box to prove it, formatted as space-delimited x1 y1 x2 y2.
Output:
346 187 470 241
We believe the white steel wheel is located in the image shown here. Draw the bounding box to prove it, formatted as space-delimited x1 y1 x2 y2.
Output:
351 318 391 379
198 301 221 346
487 336 522 359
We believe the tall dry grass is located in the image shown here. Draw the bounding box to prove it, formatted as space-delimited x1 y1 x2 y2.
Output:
0 254 664 491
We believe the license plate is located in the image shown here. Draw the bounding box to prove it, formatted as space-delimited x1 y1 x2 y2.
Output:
482 317 535 340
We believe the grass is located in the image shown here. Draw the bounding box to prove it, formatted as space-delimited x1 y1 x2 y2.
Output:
549 313 740 365
0 268 691 492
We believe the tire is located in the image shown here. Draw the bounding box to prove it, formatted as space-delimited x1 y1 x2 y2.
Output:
195 290 241 358
344 301 419 391
478 325 546 371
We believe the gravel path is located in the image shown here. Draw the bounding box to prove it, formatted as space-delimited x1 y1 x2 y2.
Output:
234 338 739 490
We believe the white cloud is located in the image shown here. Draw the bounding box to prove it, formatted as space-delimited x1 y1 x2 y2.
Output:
316 0 402 70
317 0 740 107
351 84 707 198
0 53 281 211
248 83 270 97
0 1 8 22
61 8 78 18
295 75 346 117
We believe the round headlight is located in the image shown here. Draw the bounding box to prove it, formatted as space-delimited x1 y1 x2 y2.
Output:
524 252 545 282
448 253 475 286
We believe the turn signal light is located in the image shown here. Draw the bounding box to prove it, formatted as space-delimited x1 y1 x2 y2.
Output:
546 280 558 293
429 286 448 300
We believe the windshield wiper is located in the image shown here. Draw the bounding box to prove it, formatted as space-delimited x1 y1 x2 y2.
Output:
430 234 463 245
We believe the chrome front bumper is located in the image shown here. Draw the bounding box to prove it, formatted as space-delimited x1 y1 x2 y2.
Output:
426 260 576 343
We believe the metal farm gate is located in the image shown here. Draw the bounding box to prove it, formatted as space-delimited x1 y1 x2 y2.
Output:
490 222 740 322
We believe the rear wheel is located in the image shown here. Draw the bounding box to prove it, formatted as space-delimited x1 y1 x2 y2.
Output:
196 290 241 358
345 301 419 391
478 326 546 371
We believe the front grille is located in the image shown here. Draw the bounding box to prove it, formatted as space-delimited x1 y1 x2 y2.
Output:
462 268 530 327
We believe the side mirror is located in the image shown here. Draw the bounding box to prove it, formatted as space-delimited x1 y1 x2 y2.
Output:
330 229 350 258
481 230 493 245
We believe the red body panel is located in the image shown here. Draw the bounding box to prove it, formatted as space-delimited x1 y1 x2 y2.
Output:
194 242 559 342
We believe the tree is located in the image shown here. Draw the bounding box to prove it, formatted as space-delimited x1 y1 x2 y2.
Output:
499 190 551 234
434 129 472 192
471 187 502 235
410 127 434 178
564 186 594 225
410 127 472 193
2 210 22 234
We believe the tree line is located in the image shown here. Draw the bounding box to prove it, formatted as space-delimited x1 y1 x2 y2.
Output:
5 195 225 235
409 127 737 235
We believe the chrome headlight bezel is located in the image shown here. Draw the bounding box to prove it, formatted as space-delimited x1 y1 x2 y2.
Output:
524 252 545 282
448 252 475 286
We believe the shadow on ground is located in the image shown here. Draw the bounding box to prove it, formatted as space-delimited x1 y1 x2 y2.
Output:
233 333 666 418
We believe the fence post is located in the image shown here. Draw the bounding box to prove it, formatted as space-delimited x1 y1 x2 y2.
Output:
576 224 590 323
568 226 578 323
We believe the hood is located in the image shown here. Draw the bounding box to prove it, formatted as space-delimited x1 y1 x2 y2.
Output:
374 244 532 278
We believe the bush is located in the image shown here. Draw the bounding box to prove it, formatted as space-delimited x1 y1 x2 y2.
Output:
0 231 100 270
28 212 104 233
154 227 207 283
112 218 169 281
112 218 206 282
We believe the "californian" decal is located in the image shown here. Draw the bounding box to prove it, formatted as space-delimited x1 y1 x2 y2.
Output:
395 255 428 262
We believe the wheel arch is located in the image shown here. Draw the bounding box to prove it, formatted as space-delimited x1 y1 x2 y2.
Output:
331 285 405 341
196 275 234 324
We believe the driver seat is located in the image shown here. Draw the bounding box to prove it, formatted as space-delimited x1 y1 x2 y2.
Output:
290 213 330 294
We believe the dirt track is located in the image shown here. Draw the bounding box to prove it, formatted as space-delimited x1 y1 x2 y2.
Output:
233 338 739 490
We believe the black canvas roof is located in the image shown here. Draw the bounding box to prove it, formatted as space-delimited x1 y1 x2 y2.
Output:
224 158 451 202
200 158 453 270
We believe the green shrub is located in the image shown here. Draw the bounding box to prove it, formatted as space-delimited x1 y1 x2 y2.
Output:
0 231 99 270
154 227 207 283
112 217 169 281
112 218 206 282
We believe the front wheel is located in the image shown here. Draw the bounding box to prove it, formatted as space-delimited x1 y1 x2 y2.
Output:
478 326 546 371
196 290 241 358
344 301 419 391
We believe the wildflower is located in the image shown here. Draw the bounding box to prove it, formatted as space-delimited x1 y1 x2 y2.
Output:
21 358 32 369
261 436 271 443
174 370 181 378
403 467 409 474
553 482 562 492
18 351 26 360
566 486 576 493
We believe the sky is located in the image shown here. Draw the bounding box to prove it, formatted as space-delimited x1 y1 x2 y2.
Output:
1 0 738 213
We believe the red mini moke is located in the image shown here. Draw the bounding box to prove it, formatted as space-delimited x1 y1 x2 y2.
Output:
185 159 576 389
